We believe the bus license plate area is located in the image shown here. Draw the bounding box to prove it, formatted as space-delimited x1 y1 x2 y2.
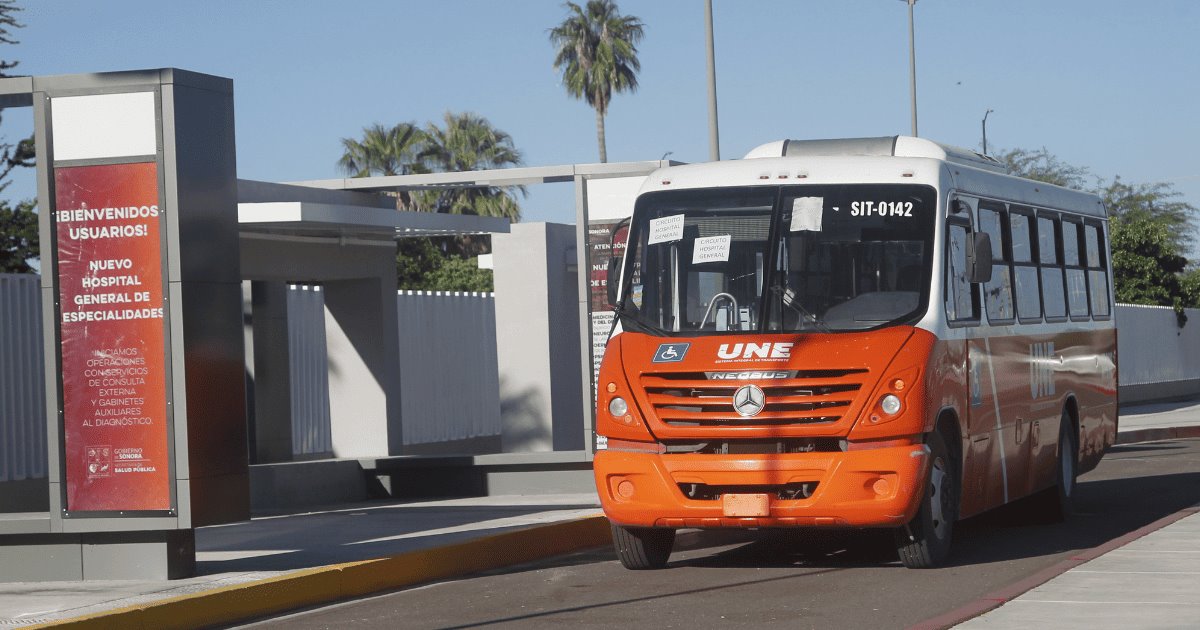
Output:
722 493 770 517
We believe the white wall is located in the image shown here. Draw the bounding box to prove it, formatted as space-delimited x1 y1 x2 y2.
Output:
1116 303 1200 402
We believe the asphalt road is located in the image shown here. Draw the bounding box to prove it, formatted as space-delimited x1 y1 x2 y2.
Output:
236 438 1200 630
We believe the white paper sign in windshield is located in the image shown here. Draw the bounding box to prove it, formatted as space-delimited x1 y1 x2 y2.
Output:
790 197 824 232
647 214 685 245
692 234 732 264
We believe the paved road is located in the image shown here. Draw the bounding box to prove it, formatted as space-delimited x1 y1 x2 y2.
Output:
237 439 1200 630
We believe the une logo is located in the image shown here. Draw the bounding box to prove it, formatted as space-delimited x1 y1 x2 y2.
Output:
1030 342 1056 399
717 342 794 360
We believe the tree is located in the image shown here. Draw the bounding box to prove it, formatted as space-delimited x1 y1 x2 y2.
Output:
0 0 21 76
337 122 427 210
1098 176 1195 250
549 0 644 163
0 0 36 273
395 237 492 292
993 147 1090 190
1109 213 1188 307
338 114 524 221
0 198 36 273
0 138 35 272
418 111 525 221
337 113 526 290
1181 268 1200 308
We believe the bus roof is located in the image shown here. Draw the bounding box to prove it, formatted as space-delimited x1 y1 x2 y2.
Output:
745 136 1007 174
639 136 1106 220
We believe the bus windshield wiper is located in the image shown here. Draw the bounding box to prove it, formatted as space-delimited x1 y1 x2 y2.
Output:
770 285 831 333
613 300 668 336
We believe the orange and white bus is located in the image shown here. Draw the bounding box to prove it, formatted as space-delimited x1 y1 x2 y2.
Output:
594 136 1117 569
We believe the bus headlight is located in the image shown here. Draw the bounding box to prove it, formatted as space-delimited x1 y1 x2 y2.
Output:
880 394 902 416
609 397 629 417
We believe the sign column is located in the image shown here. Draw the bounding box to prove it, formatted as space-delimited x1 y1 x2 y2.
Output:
45 90 180 524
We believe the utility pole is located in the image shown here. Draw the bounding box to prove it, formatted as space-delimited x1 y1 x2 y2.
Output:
705 0 720 160
982 109 994 155
902 0 918 137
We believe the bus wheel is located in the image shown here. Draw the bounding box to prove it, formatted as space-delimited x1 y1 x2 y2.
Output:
894 430 957 569
1031 410 1078 522
611 524 675 570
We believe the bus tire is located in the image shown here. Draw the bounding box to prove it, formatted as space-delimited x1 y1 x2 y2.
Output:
894 429 957 569
611 524 675 570
1032 410 1078 522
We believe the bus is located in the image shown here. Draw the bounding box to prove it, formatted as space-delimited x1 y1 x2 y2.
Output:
593 136 1117 569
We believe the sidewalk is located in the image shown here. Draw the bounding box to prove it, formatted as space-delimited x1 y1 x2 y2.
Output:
955 505 1200 629
952 398 1200 629
0 494 605 628
1116 398 1200 444
1 399 1198 629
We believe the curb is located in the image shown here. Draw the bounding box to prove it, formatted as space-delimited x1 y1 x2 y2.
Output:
34 515 611 630
1116 425 1200 445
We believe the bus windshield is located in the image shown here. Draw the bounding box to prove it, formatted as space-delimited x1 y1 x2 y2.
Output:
617 184 937 335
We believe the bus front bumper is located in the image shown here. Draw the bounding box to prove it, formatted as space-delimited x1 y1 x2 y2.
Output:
594 444 930 529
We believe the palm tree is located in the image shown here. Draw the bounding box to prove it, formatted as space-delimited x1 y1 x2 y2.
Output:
419 112 525 222
549 0 644 163
337 122 427 210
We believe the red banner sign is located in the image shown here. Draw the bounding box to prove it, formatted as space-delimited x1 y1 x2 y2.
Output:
54 162 172 513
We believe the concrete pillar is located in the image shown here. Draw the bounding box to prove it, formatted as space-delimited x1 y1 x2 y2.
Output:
323 277 402 457
494 223 582 452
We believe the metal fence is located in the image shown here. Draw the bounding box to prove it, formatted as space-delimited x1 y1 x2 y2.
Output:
0 274 46 483
287 284 333 457
396 291 502 445
280 287 502 452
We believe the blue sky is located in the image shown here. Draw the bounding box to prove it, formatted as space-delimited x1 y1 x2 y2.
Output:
5 0 1198 227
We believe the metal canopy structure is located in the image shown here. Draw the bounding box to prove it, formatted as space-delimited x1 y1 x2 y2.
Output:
287 159 682 458
290 161 676 193
238 201 512 241
235 179 511 242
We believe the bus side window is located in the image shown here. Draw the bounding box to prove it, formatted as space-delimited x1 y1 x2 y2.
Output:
978 204 1014 323
1063 219 1089 319
1085 223 1111 318
1010 209 1041 322
1037 214 1067 320
946 222 978 322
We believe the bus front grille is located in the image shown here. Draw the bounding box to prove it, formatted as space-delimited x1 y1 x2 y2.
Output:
640 369 867 428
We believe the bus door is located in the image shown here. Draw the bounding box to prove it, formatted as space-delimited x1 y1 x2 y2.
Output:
949 201 1031 514
968 202 1036 507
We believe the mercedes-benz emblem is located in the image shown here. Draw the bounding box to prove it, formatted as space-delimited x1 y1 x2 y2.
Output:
732 384 766 417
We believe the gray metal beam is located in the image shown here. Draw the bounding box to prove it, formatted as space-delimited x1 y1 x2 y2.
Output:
237 201 511 239
573 176 595 460
288 161 676 193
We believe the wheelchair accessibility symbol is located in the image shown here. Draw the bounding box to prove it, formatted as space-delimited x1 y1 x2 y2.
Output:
652 343 690 363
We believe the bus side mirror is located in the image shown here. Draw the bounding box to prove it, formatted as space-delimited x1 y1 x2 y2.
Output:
607 256 622 307
607 217 631 308
967 232 993 284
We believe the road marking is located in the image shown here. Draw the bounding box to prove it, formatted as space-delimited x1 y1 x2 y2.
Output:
1069 570 1200 575
1109 549 1200 554
1015 600 1200 606
198 550 299 561
349 509 602 545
